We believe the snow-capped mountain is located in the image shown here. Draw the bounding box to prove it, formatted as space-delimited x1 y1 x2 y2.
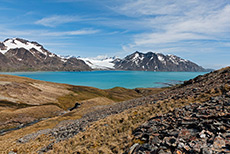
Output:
0 38 207 72
0 38 91 71
79 56 117 70
79 51 206 72
113 51 206 72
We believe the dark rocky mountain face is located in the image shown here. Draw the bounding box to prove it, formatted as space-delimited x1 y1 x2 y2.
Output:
113 51 206 72
0 43 6 50
0 38 91 72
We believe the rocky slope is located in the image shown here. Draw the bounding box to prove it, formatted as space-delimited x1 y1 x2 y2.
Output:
113 51 206 72
0 38 91 71
128 96 230 154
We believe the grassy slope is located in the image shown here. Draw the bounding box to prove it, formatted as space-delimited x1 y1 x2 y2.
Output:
0 74 166 153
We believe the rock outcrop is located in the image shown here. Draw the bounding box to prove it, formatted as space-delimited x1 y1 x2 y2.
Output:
128 95 230 154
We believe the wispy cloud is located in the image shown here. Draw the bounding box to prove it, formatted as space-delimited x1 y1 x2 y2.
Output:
113 0 230 53
35 15 105 27
35 15 83 27
41 29 100 36
1 0 229 68
0 28 99 40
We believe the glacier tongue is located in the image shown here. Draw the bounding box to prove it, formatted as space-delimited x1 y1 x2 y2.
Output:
79 56 115 69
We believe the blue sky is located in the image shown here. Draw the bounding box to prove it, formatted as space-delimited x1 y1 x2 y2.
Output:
0 0 229 69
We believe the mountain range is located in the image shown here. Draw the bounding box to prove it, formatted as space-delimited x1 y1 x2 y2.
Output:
0 38 207 72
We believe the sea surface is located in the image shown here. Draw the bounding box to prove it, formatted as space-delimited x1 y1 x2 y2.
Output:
1 71 207 89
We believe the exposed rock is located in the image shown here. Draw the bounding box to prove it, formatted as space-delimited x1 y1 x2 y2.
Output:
127 95 230 154
17 129 51 143
68 102 81 111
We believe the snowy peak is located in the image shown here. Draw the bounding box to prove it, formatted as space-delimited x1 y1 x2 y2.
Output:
113 51 206 72
0 38 91 72
131 52 144 61
0 38 54 57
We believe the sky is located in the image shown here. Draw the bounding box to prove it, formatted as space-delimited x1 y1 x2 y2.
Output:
0 0 230 69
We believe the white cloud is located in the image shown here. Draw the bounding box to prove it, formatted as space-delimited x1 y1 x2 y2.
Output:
111 0 230 52
114 0 180 16
0 28 99 40
114 0 227 17
41 29 100 36
35 15 83 27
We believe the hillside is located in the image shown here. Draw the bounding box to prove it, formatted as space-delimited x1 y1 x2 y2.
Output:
0 74 163 138
0 67 229 153
0 38 91 71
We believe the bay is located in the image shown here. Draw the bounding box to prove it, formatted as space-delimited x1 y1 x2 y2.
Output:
1 71 207 89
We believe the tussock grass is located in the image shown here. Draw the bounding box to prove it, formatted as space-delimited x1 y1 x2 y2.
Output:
47 91 220 154
0 74 167 153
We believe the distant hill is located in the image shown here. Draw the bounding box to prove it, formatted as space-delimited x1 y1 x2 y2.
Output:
0 38 91 71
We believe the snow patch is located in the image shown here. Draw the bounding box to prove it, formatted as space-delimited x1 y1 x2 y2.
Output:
168 55 179 65
168 54 188 65
49 54 55 57
61 58 67 63
131 53 144 66
157 55 164 62
157 54 166 65
0 38 47 56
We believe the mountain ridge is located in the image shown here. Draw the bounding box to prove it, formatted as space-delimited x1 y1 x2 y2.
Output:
113 51 206 72
0 38 91 72
0 38 208 72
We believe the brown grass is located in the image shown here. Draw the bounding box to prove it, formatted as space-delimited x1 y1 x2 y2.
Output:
0 88 219 154
47 94 217 154
0 74 167 153
0 105 63 130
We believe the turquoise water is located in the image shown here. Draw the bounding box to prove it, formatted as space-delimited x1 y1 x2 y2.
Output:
1 71 207 89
